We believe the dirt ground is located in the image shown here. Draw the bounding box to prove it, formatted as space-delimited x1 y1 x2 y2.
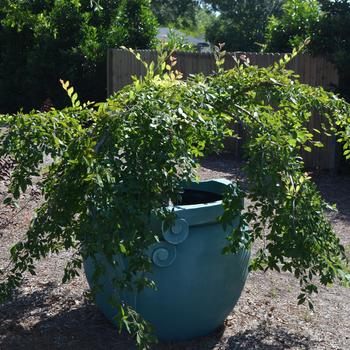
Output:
1 155 349 350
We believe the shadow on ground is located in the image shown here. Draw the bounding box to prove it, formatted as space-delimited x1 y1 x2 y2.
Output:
0 283 134 349
1 284 313 350
224 323 312 350
158 322 312 350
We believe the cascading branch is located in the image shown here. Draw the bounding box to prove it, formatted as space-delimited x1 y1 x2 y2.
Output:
0 47 350 349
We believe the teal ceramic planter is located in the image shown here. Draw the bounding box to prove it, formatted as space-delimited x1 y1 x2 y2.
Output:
84 178 250 341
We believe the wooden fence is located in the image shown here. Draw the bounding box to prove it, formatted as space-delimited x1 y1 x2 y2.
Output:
107 49 339 170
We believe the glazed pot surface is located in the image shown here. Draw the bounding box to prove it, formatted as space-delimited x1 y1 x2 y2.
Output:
84 179 250 341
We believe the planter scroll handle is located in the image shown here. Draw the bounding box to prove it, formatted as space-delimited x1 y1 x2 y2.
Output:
149 242 177 268
162 218 189 245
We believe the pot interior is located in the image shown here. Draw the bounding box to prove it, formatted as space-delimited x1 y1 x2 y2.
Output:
177 189 222 205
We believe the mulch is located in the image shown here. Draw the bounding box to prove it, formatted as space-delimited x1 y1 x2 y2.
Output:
1 155 349 350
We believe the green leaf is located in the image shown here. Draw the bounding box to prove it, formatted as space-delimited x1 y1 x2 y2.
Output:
119 243 127 254
3 197 12 205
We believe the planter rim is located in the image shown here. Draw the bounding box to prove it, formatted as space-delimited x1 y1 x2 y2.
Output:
168 178 236 227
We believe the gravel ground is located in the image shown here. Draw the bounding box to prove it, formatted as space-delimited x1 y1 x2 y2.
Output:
0 155 349 350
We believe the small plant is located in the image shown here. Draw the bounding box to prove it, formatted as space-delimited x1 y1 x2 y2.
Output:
1 46 350 349
157 28 197 53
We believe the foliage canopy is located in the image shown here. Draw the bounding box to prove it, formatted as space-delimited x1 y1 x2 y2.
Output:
1 47 350 348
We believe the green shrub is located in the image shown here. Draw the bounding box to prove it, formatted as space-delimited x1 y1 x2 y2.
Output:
1 47 350 348
0 0 158 113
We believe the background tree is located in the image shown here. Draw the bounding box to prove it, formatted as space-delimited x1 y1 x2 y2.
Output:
113 0 158 49
264 0 350 100
264 0 322 52
204 0 284 51
0 0 158 113
311 0 350 99
151 0 200 28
